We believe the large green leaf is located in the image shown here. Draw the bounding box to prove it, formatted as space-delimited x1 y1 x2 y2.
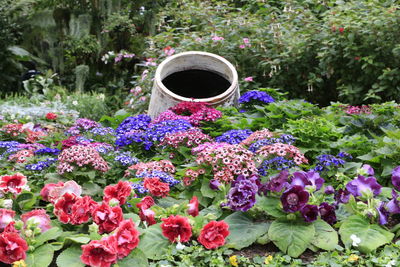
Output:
26 244 54 267
115 249 149 267
339 215 394 253
34 227 63 248
56 246 85 267
255 195 286 218
224 212 269 250
137 224 170 260
200 178 216 198
268 218 315 257
311 219 338 251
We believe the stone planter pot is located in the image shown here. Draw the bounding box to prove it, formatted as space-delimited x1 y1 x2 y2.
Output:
148 51 239 118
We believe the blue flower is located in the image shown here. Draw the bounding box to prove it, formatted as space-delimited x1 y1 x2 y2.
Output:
215 129 253 144
34 147 61 156
116 114 151 135
25 158 58 171
258 156 295 176
239 91 275 105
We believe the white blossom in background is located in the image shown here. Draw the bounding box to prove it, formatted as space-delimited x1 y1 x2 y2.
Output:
350 234 361 247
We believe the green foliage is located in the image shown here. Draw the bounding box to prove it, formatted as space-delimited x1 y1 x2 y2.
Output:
137 224 170 260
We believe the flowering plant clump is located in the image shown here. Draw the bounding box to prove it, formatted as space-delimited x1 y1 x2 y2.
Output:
66 118 100 136
215 129 253 144
240 129 274 146
57 145 109 174
247 134 296 153
313 152 352 173
0 173 30 196
239 90 275 106
168 101 222 126
158 128 212 149
195 143 257 183
161 215 192 243
223 175 260 211
343 105 372 115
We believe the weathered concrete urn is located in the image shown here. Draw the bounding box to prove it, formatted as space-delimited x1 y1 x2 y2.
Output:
148 51 239 118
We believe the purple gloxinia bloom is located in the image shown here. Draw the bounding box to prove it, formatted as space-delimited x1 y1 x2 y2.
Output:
281 185 309 213
345 175 382 197
319 202 337 225
209 179 222 191
224 175 259 211
391 166 400 191
361 164 374 176
376 202 389 225
324 185 335 195
261 170 289 194
386 189 400 214
334 188 351 204
291 171 324 191
300 204 318 222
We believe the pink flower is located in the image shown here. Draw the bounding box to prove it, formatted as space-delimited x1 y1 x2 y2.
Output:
48 180 82 203
113 219 140 259
243 38 250 44
0 173 28 195
212 35 224 41
103 181 132 205
21 209 52 233
163 46 175 56
92 203 123 234
187 196 199 217
81 236 118 267
239 44 246 49
136 196 156 226
40 181 64 202
0 209 15 233
244 77 253 82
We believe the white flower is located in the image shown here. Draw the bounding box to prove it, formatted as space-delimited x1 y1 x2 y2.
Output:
350 234 361 247
2 199 12 209
176 242 186 250
72 100 78 106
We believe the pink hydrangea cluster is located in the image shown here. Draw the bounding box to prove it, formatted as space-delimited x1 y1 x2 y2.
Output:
344 105 371 115
57 145 109 174
195 144 257 183
159 129 212 148
182 168 206 186
8 150 34 163
241 129 274 146
168 102 222 126
125 160 175 177
256 143 308 165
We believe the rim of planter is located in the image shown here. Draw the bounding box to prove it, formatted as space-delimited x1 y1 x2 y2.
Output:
154 51 238 104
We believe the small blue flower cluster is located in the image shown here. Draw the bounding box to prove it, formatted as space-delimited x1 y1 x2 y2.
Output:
136 170 180 187
114 151 139 166
248 134 296 153
116 114 151 135
25 158 57 171
95 144 114 154
131 182 148 194
76 136 94 144
313 152 352 173
0 141 21 159
215 129 253 144
90 127 116 136
258 156 295 176
34 147 61 156
238 90 275 104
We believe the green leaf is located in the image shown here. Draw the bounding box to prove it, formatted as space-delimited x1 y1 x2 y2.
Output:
339 215 394 253
64 234 91 244
224 212 269 250
123 213 141 225
255 195 286 218
115 249 149 267
82 182 102 196
268 218 315 257
26 244 54 267
200 178 216 198
57 246 85 267
34 227 63 248
311 219 338 251
137 224 170 260
14 191 36 211
199 205 222 219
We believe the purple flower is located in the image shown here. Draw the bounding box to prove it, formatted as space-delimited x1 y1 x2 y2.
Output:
319 202 337 225
300 204 318 222
376 202 389 225
387 190 400 214
391 166 400 191
224 175 259 211
209 179 222 191
261 170 289 193
334 188 351 204
345 175 382 197
361 164 374 176
324 185 335 195
280 185 309 213
291 171 324 191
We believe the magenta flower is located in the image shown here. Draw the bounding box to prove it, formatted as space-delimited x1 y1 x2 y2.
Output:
391 166 400 191
291 171 324 191
334 188 351 204
361 164 374 176
280 185 309 213
224 175 259 212
300 204 318 222
387 189 400 214
324 185 335 195
345 175 381 197
209 179 222 191
376 202 389 225
244 77 253 82
261 170 289 193
319 202 337 225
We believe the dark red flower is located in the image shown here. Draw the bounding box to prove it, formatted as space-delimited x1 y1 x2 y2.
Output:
319 202 337 225
40 181 64 202
53 192 79 224
339 27 344 33
45 112 58 120
92 203 123 234
3 221 18 233
70 196 98 225
300 204 318 223
114 219 140 258
187 196 199 217
161 215 192 243
198 221 229 249
136 196 156 226
0 209 15 233
21 209 52 233
280 185 309 213
143 177 170 197
81 235 118 267
0 232 28 264
103 181 132 205
0 173 28 195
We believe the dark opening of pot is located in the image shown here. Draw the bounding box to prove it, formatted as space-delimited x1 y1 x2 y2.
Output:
162 69 231 98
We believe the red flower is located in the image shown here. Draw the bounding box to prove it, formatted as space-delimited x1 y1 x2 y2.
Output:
187 196 199 217
161 215 192 243
0 173 28 195
70 196 98 225
103 181 132 205
136 196 156 226
21 209 52 233
143 177 169 197
48 180 82 203
354 56 361 61
53 193 79 224
339 27 344 33
0 232 28 264
45 112 58 120
92 203 123 234
114 219 140 259
0 209 15 233
3 221 18 233
81 236 118 267
198 221 230 249
40 181 64 202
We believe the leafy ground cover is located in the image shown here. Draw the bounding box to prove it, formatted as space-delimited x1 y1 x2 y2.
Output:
1 91 400 267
